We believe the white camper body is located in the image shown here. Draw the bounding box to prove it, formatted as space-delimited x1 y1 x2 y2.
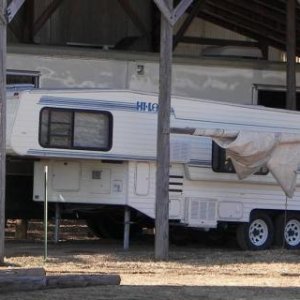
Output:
6 89 300 249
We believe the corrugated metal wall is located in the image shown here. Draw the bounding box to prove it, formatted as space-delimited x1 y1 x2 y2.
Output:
7 1 283 60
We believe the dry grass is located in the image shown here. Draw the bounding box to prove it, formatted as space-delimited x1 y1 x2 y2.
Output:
1 220 300 300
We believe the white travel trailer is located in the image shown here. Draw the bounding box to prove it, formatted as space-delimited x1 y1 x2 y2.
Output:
6 88 300 250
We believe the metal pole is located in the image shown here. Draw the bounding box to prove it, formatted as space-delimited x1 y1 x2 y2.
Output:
286 0 296 110
44 165 48 261
155 0 173 261
54 202 60 243
123 206 130 250
0 0 6 265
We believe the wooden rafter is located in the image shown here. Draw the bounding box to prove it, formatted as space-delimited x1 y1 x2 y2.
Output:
118 0 151 40
33 0 64 37
23 0 34 42
204 0 286 39
216 0 286 29
179 36 260 47
191 0 300 56
173 0 205 49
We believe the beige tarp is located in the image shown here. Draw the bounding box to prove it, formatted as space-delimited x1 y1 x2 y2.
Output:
192 129 300 198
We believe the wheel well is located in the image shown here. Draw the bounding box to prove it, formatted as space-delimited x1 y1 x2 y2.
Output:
249 209 277 220
219 209 300 230
249 209 300 224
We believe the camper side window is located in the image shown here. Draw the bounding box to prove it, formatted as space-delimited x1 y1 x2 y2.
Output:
212 142 235 173
39 108 112 151
212 142 268 175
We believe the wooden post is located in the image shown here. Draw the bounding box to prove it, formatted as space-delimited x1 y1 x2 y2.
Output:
15 219 28 240
155 0 173 261
0 0 6 265
286 0 296 110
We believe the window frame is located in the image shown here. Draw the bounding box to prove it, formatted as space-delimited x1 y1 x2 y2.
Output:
39 107 113 151
7 69 40 88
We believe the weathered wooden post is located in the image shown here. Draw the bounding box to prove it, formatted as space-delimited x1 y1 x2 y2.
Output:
286 0 296 110
153 0 194 260
0 0 6 265
0 0 26 265
155 0 173 261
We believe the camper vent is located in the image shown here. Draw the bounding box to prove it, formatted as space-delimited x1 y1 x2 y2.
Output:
186 197 217 227
169 175 183 194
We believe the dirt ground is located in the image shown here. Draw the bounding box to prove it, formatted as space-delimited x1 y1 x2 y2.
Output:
1 220 300 300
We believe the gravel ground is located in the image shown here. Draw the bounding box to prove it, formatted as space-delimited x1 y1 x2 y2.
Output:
1 220 300 300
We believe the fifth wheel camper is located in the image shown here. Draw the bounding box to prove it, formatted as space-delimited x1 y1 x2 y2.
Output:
6 88 300 250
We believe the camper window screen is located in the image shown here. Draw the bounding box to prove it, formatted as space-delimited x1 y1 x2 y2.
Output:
73 112 109 148
40 108 112 151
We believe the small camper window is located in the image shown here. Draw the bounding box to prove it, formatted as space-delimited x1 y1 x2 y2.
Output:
212 142 268 175
212 142 235 173
39 108 112 151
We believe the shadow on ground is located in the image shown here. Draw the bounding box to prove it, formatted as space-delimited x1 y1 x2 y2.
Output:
1 285 300 300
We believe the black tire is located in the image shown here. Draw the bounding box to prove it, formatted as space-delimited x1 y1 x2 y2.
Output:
236 212 274 250
275 213 300 249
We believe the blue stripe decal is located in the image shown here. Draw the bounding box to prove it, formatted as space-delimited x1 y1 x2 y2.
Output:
39 96 300 132
173 117 300 131
186 160 211 168
27 149 156 161
39 96 145 112
188 159 211 166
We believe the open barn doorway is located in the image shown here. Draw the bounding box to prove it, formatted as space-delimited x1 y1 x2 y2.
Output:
257 87 300 110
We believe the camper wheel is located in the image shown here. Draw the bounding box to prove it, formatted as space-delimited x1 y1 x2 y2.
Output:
236 212 274 250
275 214 300 249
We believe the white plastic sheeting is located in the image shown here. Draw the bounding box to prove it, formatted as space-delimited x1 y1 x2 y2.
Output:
192 129 300 198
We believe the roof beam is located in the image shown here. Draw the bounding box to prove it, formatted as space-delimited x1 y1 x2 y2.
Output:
179 36 260 48
172 0 194 24
205 0 287 39
253 0 300 27
173 0 206 49
195 0 300 55
219 0 286 29
22 0 34 42
153 0 194 25
6 0 26 23
179 0 300 56
32 0 64 37
286 0 296 110
196 9 287 51
118 0 151 40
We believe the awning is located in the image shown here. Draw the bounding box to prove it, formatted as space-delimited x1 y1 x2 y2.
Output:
172 128 300 198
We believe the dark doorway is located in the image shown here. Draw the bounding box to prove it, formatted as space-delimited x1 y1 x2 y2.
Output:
257 89 300 110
